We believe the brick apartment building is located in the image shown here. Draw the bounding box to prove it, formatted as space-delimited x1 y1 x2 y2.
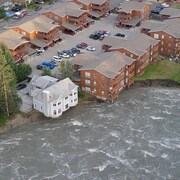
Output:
102 32 159 76
141 19 180 56
0 29 29 62
42 2 93 33
11 0 32 5
116 1 151 28
160 7 180 20
75 0 110 19
72 52 135 101
9 15 61 49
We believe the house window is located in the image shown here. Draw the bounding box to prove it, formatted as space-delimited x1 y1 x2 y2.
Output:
58 102 61 105
130 54 133 58
65 104 69 109
53 103 56 106
162 35 164 39
94 81 96 85
102 91 104 95
161 48 163 51
34 103 36 108
40 106 42 110
94 74 96 78
85 87 91 92
74 92 77 95
85 72 90 78
74 98 77 101
169 36 172 39
102 83 105 88
65 97 68 100
154 34 159 39
85 79 90 84
58 109 61 114
93 88 96 93
161 41 164 45
53 110 56 115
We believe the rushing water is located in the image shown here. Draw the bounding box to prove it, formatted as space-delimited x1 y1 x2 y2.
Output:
0 87 180 180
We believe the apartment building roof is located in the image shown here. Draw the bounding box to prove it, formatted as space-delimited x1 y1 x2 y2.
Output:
0 29 28 50
45 2 85 18
141 19 180 38
160 7 180 18
43 78 77 102
77 52 134 79
102 32 158 56
10 15 59 33
118 1 147 13
78 0 107 5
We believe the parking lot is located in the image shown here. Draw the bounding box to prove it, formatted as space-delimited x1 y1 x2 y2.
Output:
26 13 140 77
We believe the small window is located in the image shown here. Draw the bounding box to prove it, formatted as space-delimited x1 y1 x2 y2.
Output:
154 34 159 39
65 97 68 100
102 91 104 95
85 72 90 77
169 36 172 39
74 98 77 101
94 88 96 93
162 35 164 39
85 87 91 92
53 110 56 115
74 92 77 95
34 104 36 108
65 104 69 109
85 79 90 84
94 74 96 78
58 109 61 114
94 81 96 85
58 102 61 105
53 103 56 106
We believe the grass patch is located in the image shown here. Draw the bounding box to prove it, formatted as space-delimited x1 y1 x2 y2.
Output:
0 114 7 126
27 2 37 10
134 60 180 83
171 3 180 9
78 91 94 101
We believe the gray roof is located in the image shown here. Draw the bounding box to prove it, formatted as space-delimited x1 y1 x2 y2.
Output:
141 19 180 38
160 7 180 18
44 78 77 101
61 22 82 31
118 1 147 13
102 32 159 56
87 10 104 18
78 0 107 5
78 52 134 79
123 16 141 26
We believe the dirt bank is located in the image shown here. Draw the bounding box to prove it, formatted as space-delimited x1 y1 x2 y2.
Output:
132 79 180 88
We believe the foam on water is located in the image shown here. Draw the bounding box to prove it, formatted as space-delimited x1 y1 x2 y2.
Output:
150 116 164 120
71 120 83 126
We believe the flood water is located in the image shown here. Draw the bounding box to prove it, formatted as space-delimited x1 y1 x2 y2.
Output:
0 87 180 180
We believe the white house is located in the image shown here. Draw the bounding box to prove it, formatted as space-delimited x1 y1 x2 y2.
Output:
30 76 78 118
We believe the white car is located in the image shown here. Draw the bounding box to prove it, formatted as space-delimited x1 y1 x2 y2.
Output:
61 53 70 58
87 46 96 51
36 48 45 53
52 56 61 62
162 3 169 8
104 31 110 37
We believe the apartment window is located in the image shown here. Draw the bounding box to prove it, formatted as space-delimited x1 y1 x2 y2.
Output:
53 110 56 115
58 109 61 114
94 81 97 85
93 88 96 93
94 74 96 78
74 92 77 95
102 91 104 95
169 36 172 39
74 98 77 101
162 35 164 39
22 32 26 36
65 97 68 100
85 79 90 84
40 106 42 110
161 41 164 45
85 72 90 78
53 103 56 106
58 102 61 105
34 103 36 108
85 87 91 92
130 54 133 58
102 83 105 88
161 48 163 51
154 34 159 39
65 104 69 109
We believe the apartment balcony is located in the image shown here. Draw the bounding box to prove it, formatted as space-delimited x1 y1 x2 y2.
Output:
109 76 124 86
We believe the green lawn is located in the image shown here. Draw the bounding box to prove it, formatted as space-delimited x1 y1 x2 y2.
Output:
78 91 94 101
134 60 180 83
0 114 7 126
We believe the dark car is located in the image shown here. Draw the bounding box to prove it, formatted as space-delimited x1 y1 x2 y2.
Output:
36 64 46 70
11 5 23 12
71 48 80 54
16 83 27 90
89 34 94 38
76 44 86 49
115 33 125 38
93 34 101 40
64 29 75 35
99 35 105 41
35 6 42 11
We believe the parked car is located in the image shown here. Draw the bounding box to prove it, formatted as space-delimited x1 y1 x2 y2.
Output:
104 31 110 36
87 46 96 51
52 56 61 62
16 83 27 90
35 0 44 4
60 53 70 58
99 35 105 41
49 60 58 67
115 33 126 38
80 42 89 47
64 29 75 35
71 48 80 54
162 3 169 8
36 48 45 53
11 5 23 12
36 64 46 70
76 44 86 49
42 62 55 69
89 34 94 38
84 24 89 28
35 6 42 11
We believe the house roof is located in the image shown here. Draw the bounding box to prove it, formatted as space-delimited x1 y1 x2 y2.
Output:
141 19 180 38
118 1 147 13
102 32 159 56
10 15 59 33
123 16 141 26
44 78 77 101
87 10 104 18
78 0 107 5
0 29 28 50
44 2 85 18
62 22 82 31
160 7 180 18
76 52 134 79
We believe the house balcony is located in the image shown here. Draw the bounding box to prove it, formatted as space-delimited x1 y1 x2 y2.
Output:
109 76 124 86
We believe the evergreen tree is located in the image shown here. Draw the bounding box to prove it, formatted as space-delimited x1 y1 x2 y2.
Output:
0 43 21 116
59 60 73 80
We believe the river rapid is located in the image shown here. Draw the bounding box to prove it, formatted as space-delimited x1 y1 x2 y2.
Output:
0 87 180 180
